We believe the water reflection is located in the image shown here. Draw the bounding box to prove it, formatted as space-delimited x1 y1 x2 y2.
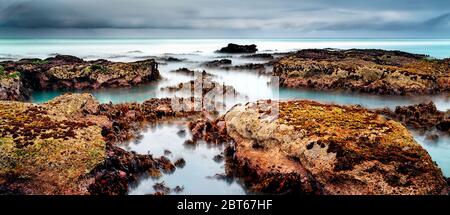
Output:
27 44 450 182
121 122 246 195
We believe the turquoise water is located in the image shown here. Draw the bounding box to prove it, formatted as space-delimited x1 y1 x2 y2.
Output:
2 39 449 192
2 38 450 60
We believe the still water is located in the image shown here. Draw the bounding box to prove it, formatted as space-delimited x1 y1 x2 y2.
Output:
122 122 246 195
2 39 448 193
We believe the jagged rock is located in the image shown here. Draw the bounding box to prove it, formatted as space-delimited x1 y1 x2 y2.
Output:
223 100 449 195
171 68 215 77
0 55 160 101
164 57 184 62
188 117 230 144
437 119 450 132
213 154 224 163
173 185 184 193
98 97 204 143
242 53 274 59
0 93 107 194
375 102 449 134
217 43 257 53
172 68 196 75
201 59 232 67
0 68 30 101
88 143 163 195
273 49 450 95
174 158 186 168
0 93 203 195
222 63 267 73
153 182 171 194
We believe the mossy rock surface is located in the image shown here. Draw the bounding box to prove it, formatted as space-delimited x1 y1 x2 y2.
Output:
0 69 29 101
273 49 450 95
224 100 449 194
0 93 106 194
0 55 160 101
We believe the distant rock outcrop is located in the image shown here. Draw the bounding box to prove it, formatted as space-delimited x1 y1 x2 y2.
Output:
201 59 232 67
375 102 450 134
273 49 450 95
217 43 258 53
0 55 160 101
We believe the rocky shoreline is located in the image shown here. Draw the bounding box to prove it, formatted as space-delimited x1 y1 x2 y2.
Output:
273 49 450 96
375 102 449 135
0 93 206 194
0 55 160 101
190 100 449 194
1 48 450 195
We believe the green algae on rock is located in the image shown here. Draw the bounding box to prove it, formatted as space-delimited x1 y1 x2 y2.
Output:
222 100 449 194
273 49 450 95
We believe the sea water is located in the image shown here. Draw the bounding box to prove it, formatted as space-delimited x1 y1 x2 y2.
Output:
1 39 449 193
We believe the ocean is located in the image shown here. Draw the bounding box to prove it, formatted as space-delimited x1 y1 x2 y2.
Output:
1 38 449 193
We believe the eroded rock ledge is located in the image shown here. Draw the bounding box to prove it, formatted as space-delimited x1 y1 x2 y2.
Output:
216 100 449 194
375 102 450 134
273 49 450 95
0 55 160 101
0 93 203 194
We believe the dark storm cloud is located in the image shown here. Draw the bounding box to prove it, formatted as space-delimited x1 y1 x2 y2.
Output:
0 0 449 37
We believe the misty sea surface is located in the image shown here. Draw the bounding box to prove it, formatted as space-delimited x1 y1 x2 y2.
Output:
1 38 449 194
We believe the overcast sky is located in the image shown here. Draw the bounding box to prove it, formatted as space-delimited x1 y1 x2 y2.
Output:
0 0 449 38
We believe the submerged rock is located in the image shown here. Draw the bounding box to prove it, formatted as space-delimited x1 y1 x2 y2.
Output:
222 63 267 73
217 43 258 54
173 185 184 193
273 49 450 95
174 158 186 168
201 59 232 67
213 154 224 163
171 68 215 77
164 57 184 62
152 182 171 194
160 76 244 112
222 100 449 194
242 53 274 59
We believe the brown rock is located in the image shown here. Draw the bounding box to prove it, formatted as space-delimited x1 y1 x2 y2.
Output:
273 49 450 95
223 100 449 195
